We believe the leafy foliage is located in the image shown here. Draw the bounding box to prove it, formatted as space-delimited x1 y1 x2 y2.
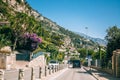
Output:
77 48 86 58
16 33 42 51
105 26 120 60
78 48 95 58
57 52 65 62
0 25 13 48
16 0 22 4
51 33 63 46
0 0 97 62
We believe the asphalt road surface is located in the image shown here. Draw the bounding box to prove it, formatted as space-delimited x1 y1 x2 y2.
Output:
53 67 97 80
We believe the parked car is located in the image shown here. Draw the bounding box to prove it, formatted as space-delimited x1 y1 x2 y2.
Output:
68 60 73 68
68 60 81 68
48 60 59 69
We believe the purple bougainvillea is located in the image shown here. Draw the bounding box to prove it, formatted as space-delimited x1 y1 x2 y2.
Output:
24 33 42 43
23 33 42 51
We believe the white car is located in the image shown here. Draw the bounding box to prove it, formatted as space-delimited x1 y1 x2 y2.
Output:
68 61 73 68
48 60 59 69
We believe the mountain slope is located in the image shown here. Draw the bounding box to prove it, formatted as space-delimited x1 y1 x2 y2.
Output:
77 32 107 46
0 0 98 53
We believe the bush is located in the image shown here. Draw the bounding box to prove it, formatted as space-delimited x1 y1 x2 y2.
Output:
17 33 42 51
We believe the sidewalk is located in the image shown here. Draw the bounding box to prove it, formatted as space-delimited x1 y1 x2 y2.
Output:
83 66 120 80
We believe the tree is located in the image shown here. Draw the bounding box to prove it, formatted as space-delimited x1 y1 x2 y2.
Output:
88 49 94 56
45 44 58 59
57 53 65 62
0 25 13 48
92 51 100 60
77 48 86 58
105 26 120 60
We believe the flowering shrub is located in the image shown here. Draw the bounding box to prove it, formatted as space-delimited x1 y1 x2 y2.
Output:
24 33 42 43
23 33 42 51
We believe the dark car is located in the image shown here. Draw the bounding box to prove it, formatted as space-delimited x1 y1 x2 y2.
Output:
73 60 81 68
68 60 81 68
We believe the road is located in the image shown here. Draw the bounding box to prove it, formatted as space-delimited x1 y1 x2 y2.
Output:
51 67 97 80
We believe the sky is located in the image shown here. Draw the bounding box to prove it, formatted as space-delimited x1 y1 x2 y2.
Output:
26 0 120 39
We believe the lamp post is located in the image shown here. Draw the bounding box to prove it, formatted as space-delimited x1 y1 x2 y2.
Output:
98 45 102 67
85 27 88 58
85 27 90 67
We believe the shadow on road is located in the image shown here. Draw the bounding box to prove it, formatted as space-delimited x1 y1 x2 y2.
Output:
84 67 120 80
76 71 89 74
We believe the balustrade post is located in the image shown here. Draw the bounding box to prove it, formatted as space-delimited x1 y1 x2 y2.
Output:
39 67 42 79
52 67 54 73
19 69 24 80
45 66 47 76
49 68 51 75
56 65 57 72
57 65 58 71
31 67 35 80
0 70 4 80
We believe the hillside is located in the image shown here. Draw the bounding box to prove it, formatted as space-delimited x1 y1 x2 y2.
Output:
0 0 98 56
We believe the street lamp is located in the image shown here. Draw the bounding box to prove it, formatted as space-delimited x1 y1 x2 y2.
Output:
85 27 91 67
85 27 88 58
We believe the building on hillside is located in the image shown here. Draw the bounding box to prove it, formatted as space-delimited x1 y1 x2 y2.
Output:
0 21 9 26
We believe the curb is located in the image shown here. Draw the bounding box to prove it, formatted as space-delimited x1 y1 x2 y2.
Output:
83 67 99 80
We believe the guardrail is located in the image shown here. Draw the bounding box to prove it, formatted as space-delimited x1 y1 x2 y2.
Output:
0 64 67 80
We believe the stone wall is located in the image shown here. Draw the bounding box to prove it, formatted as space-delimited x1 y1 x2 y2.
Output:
29 55 46 68
0 51 46 70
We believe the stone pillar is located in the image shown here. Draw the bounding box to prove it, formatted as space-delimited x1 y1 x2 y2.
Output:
116 53 120 77
112 51 116 77
112 49 120 78
0 54 6 69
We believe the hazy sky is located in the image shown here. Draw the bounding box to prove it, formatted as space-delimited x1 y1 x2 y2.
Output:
26 0 120 39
